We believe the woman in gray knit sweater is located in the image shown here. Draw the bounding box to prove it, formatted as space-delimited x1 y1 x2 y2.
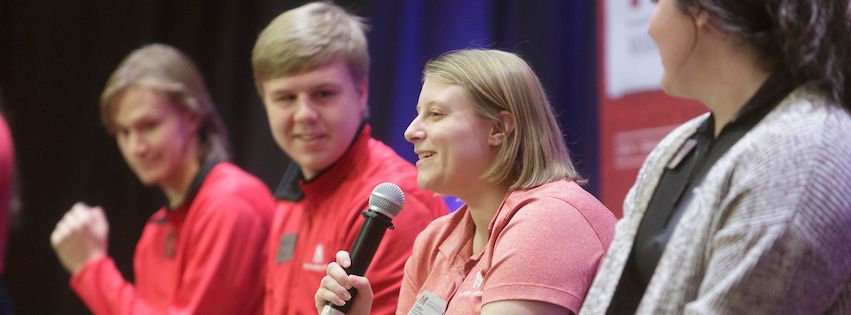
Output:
581 0 851 314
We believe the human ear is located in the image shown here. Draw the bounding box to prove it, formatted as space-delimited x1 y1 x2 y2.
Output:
694 9 712 31
357 79 369 118
489 111 515 146
181 105 202 134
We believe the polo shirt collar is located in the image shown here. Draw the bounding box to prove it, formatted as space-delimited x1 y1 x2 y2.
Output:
437 202 502 268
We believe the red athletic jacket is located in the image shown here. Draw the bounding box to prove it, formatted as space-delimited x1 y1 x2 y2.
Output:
264 125 448 315
71 162 275 314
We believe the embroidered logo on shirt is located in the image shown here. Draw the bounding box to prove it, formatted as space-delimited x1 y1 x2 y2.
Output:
472 270 483 290
456 270 484 298
313 244 325 263
276 233 298 264
408 290 447 315
302 243 328 271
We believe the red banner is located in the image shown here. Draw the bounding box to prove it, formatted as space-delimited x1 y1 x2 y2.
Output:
597 0 705 217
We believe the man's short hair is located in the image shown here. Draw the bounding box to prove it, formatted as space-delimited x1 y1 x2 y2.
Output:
252 2 370 93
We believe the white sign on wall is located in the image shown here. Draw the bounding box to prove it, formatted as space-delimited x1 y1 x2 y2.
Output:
605 0 664 99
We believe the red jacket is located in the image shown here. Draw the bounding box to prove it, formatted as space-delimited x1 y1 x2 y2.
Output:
72 162 276 314
264 125 448 315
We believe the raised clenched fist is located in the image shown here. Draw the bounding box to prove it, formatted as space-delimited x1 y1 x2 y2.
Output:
50 202 110 274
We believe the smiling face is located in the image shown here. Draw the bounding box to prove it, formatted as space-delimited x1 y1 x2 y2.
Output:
112 86 200 188
404 78 499 197
260 60 368 179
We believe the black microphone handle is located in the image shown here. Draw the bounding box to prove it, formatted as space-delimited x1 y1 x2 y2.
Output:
332 210 394 313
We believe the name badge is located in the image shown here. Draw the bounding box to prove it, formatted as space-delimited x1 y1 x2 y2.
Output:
408 290 447 315
276 233 298 264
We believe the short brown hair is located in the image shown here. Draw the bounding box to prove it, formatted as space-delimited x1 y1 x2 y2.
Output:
100 43 230 163
423 49 582 190
251 2 369 93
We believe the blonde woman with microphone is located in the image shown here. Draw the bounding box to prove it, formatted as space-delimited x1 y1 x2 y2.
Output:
316 49 617 315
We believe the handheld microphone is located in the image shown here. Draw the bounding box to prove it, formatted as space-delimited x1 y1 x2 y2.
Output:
321 182 405 315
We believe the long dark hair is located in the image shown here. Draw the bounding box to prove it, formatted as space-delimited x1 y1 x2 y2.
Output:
677 0 851 108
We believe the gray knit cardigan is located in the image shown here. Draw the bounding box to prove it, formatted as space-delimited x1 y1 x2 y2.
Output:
581 88 851 315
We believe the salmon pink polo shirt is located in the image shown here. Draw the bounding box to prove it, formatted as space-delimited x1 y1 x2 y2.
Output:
398 180 617 314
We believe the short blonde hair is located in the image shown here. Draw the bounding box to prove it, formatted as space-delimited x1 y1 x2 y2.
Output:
423 49 582 190
100 43 230 163
252 1 369 92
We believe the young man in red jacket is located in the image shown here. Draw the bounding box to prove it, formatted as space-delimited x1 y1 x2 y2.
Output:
252 3 448 314
50 44 276 314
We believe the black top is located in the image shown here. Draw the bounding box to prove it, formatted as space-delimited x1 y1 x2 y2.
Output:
606 73 797 314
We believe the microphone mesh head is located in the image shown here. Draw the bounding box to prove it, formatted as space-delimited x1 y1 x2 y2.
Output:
368 182 405 219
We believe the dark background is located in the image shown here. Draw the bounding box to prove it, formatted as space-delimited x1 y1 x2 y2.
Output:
0 0 598 313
